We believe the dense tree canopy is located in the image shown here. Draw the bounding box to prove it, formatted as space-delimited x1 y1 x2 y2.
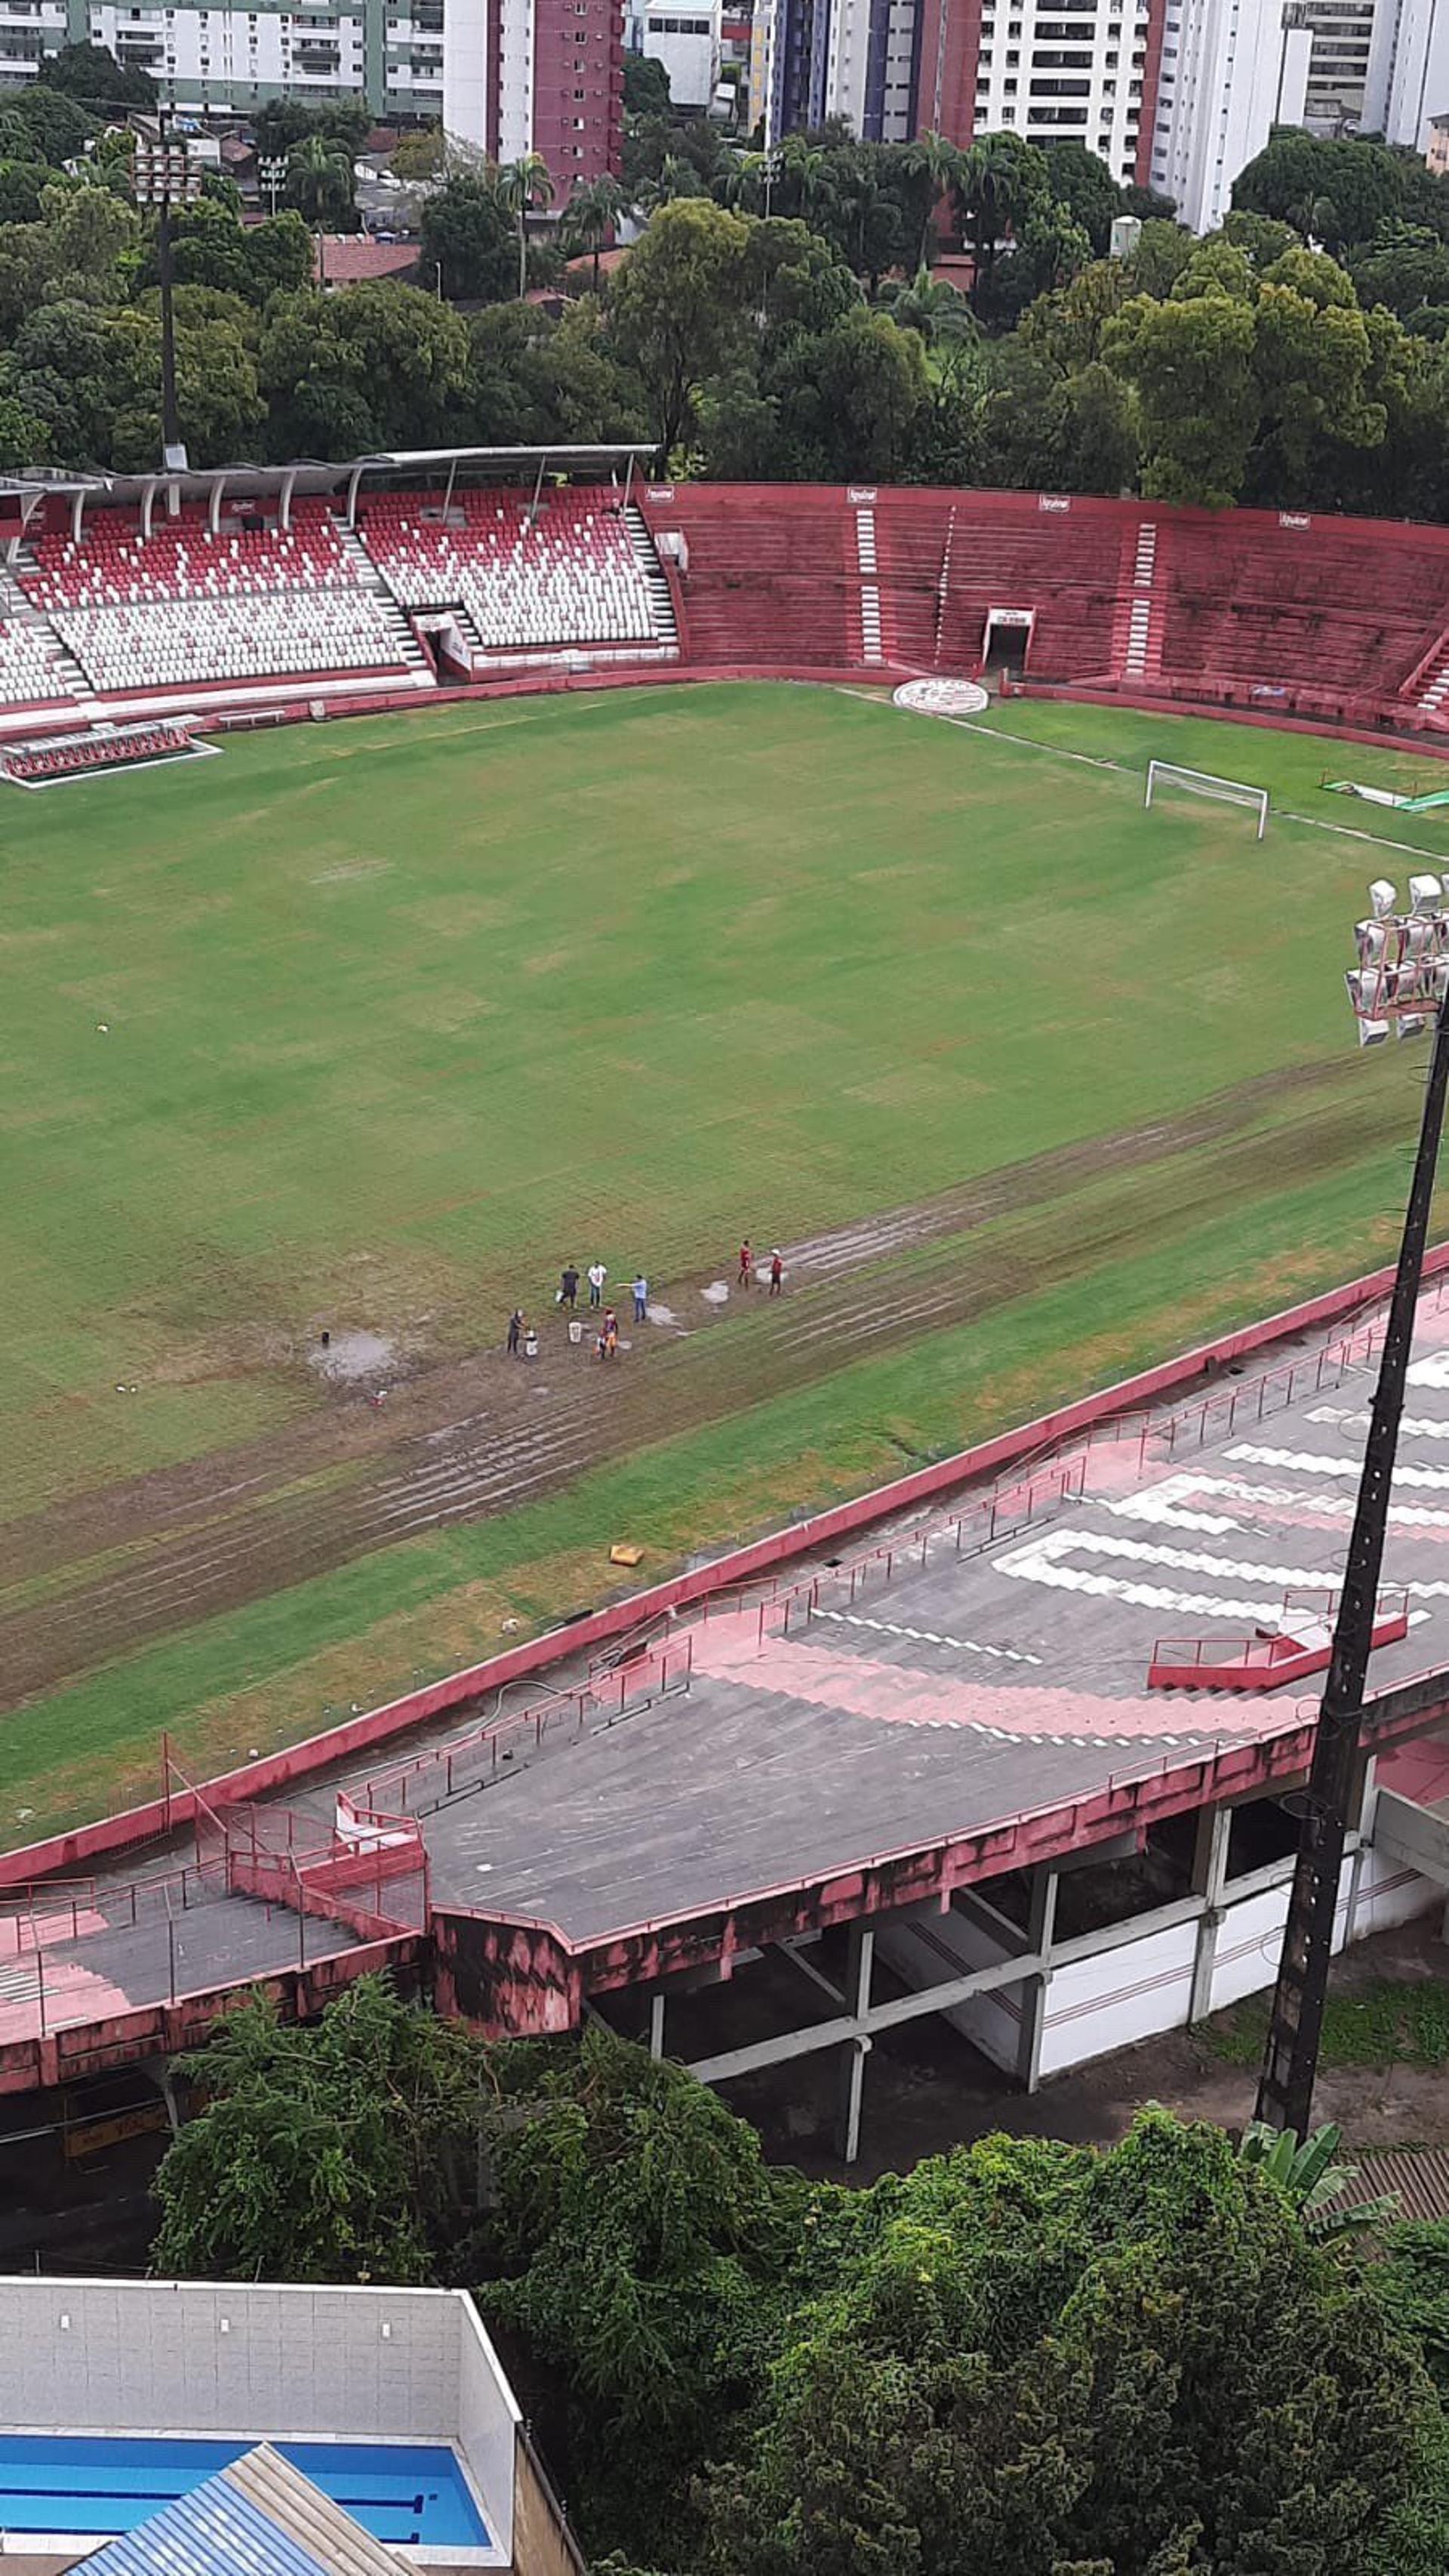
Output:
153 1980 1449 2576
0 103 1447 511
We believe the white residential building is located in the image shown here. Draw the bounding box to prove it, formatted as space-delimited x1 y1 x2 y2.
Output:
0 0 623 181
1365 0 1449 152
968 0 1158 187
1150 0 1311 230
629 0 721 106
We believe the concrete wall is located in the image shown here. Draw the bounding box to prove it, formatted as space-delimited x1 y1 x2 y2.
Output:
457 2299 521 2561
511 2430 587 2576
877 1902 1023 2074
1039 1915 1198 2080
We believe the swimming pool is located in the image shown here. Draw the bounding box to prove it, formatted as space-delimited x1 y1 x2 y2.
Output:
0 2432 491 2547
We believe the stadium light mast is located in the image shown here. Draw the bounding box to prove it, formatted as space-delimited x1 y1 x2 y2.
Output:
133 113 202 472
1256 873 1449 2135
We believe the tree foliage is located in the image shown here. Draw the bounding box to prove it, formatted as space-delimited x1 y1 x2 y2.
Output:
151 1991 1449 2576
152 1978 481 2282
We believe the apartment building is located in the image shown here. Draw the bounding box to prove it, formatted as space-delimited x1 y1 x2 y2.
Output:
1149 0 1311 228
752 0 1161 169
0 0 623 182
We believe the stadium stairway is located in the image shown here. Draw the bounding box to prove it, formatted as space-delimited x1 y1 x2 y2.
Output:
623 503 679 651
1111 520 1164 685
332 518 438 679
0 558 91 711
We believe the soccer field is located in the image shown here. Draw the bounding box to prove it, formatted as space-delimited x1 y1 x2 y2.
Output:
4 678 1449 1834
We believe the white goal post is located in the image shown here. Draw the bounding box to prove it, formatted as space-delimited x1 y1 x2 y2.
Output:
1144 758 1269 840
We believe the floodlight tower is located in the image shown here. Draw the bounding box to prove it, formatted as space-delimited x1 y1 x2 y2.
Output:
133 114 202 472
1256 873 1449 2135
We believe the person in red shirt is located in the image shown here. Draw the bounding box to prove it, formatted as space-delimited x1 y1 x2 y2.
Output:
769 1250 783 1296
738 1238 753 1289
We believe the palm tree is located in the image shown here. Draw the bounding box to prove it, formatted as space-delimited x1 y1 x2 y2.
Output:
778 137 834 224
959 132 1035 315
1237 2120 1399 2249
563 172 625 292
642 152 703 213
285 132 353 229
904 128 961 272
497 150 555 300
882 266 977 364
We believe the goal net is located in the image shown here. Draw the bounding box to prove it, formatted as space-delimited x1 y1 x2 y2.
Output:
1144 759 1268 840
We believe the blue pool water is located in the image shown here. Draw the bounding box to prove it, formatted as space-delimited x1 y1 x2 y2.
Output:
0 2433 490 2547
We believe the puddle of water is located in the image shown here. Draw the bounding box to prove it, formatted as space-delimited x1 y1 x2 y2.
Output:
309 1329 395 1382
700 1281 731 1305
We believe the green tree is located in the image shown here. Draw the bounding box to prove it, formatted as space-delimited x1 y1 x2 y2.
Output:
0 389 48 466
1044 137 1123 256
562 171 627 292
959 131 1050 316
41 38 152 106
259 278 472 455
106 293 265 468
0 84 94 170
609 195 752 450
789 306 928 477
0 160 56 226
697 2112 1429 2576
1126 215 1193 297
1248 244 1385 497
285 131 355 228
153 1979 481 2282
0 296 135 462
1103 280 1259 504
1352 217 1449 321
496 149 555 300
420 173 517 303
1232 129 1413 257
392 124 445 182
165 198 312 306
903 129 961 271
624 51 672 118
254 96 371 161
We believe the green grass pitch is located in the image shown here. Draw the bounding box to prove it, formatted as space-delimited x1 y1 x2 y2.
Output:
3 678 1448 1834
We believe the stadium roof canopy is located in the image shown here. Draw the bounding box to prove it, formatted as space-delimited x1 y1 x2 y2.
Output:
0 443 661 539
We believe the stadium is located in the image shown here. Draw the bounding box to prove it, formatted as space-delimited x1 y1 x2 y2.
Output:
6 448 1449 2158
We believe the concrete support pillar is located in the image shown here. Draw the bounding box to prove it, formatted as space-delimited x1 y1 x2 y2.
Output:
1188 1806 1232 2026
1016 1864 1058 2093
648 1990 666 2061
834 1924 874 2165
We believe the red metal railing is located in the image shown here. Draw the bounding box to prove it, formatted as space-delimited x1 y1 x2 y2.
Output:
353 1632 694 1818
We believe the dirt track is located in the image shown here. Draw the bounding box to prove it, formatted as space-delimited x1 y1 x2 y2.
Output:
0 1056 1391 1708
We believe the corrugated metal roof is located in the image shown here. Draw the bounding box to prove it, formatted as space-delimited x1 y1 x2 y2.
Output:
1354 2147 1449 2225
80 2444 400 2576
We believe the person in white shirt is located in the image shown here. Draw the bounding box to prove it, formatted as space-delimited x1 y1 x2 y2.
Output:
587 1259 607 1309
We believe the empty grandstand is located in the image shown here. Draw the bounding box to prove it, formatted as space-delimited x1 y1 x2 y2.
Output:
4 456 1449 744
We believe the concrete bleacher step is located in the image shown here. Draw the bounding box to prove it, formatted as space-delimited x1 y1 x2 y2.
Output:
334 517 432 669
1 555 92 703
1112 521 1161 685
855 508 884 665
623 505 679 650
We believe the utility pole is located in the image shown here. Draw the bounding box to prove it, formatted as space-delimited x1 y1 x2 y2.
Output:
1257 875 1449 2134
134 112 202 471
